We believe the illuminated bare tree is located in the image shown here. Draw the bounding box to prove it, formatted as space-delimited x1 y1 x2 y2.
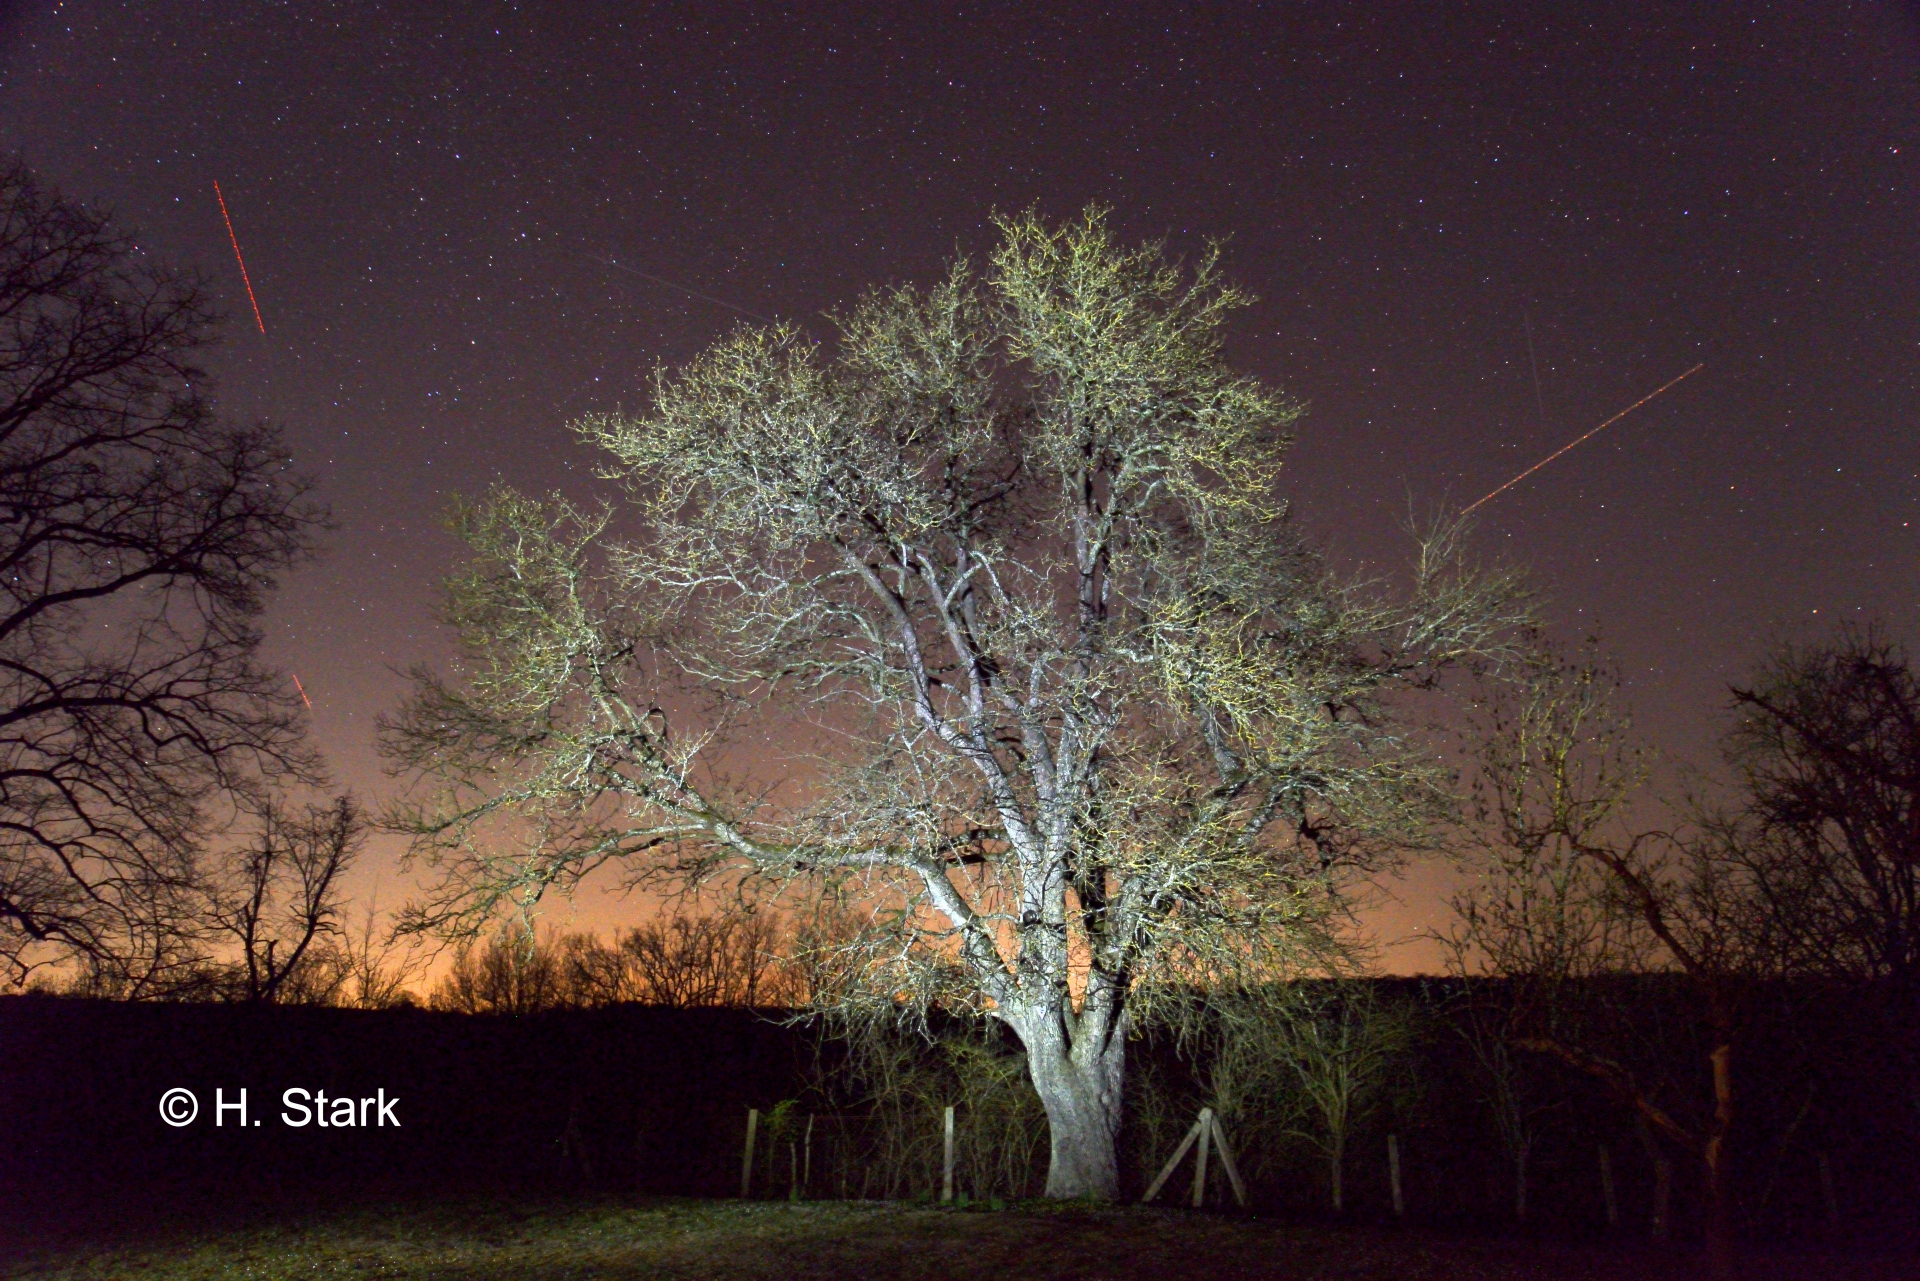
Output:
1265 982 1413 1213
383 209 1524 1198
0 160 326 991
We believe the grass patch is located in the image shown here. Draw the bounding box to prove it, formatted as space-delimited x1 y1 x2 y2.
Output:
4 1196 1913 1280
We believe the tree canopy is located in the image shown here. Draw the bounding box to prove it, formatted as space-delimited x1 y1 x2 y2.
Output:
1723 627 1920 991
384 207 1525 1196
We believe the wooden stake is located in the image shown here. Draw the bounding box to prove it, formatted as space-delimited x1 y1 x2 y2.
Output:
741 1107 758 1198
1599 1145 1618 1227
1142 1118 1205 1203
942 1105 956 1204
1634 1115 1671 1240
1651 1154 1672 1239
803 1114 814 1199
1387 1134 1404 1218
1191 1106 1213 1208
634 1113 649 1196
1209 1112 1248 1208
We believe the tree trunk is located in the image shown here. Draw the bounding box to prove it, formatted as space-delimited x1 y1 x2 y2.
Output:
1330 1131 1346 1213
1599 1144 1619 1227
1017 1011 1126 1200
1703 1040 1736 1281
1634 1111 1671 1239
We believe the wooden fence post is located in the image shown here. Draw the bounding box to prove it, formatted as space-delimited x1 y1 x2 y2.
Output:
1599 1144 1618 1227
741 1107 759 1199
1191 1106 1214 1208
634 1113 649 1196
1387 1134 1403 1218
1142 1108 1246 1209
942 1105 956 1204
803 1114 814 1199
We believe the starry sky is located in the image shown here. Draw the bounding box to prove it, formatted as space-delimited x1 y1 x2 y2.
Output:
2 2 1915 965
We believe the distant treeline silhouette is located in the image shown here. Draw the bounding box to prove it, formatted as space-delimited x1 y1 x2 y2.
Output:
429 912 795 1014
31 907 803 1013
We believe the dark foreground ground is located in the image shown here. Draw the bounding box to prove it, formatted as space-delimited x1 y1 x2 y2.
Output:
4 1198 1915 1281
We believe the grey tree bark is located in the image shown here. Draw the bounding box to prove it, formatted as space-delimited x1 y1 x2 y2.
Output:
383 209 1525 1198
1011 1003 1127 1198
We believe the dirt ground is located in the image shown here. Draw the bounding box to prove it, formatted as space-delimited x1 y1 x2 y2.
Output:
4 1197 1913 1281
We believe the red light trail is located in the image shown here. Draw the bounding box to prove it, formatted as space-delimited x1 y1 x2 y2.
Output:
292 673 312 710
1462 363 1705 515
212 181 266 335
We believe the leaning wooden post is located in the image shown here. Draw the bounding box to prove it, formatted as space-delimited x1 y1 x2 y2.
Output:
1191 1106 1213 1208
1209 1111 1248 1209
1387 1134 1404 1218
740 1107 759 1199
941 1105 956 1204
1599 1145 1619 1227
1142 1116 1206 1203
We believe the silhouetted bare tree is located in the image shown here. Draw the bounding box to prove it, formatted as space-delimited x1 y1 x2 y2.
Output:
203 795 363 1003
565 909 789 1007
0 159 326 992
326 896 428 1008
1452 647 1781 1279
1720 626 1920 991
431 929 573 1015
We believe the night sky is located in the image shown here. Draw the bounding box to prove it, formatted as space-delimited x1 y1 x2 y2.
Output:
3 2 1915 964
